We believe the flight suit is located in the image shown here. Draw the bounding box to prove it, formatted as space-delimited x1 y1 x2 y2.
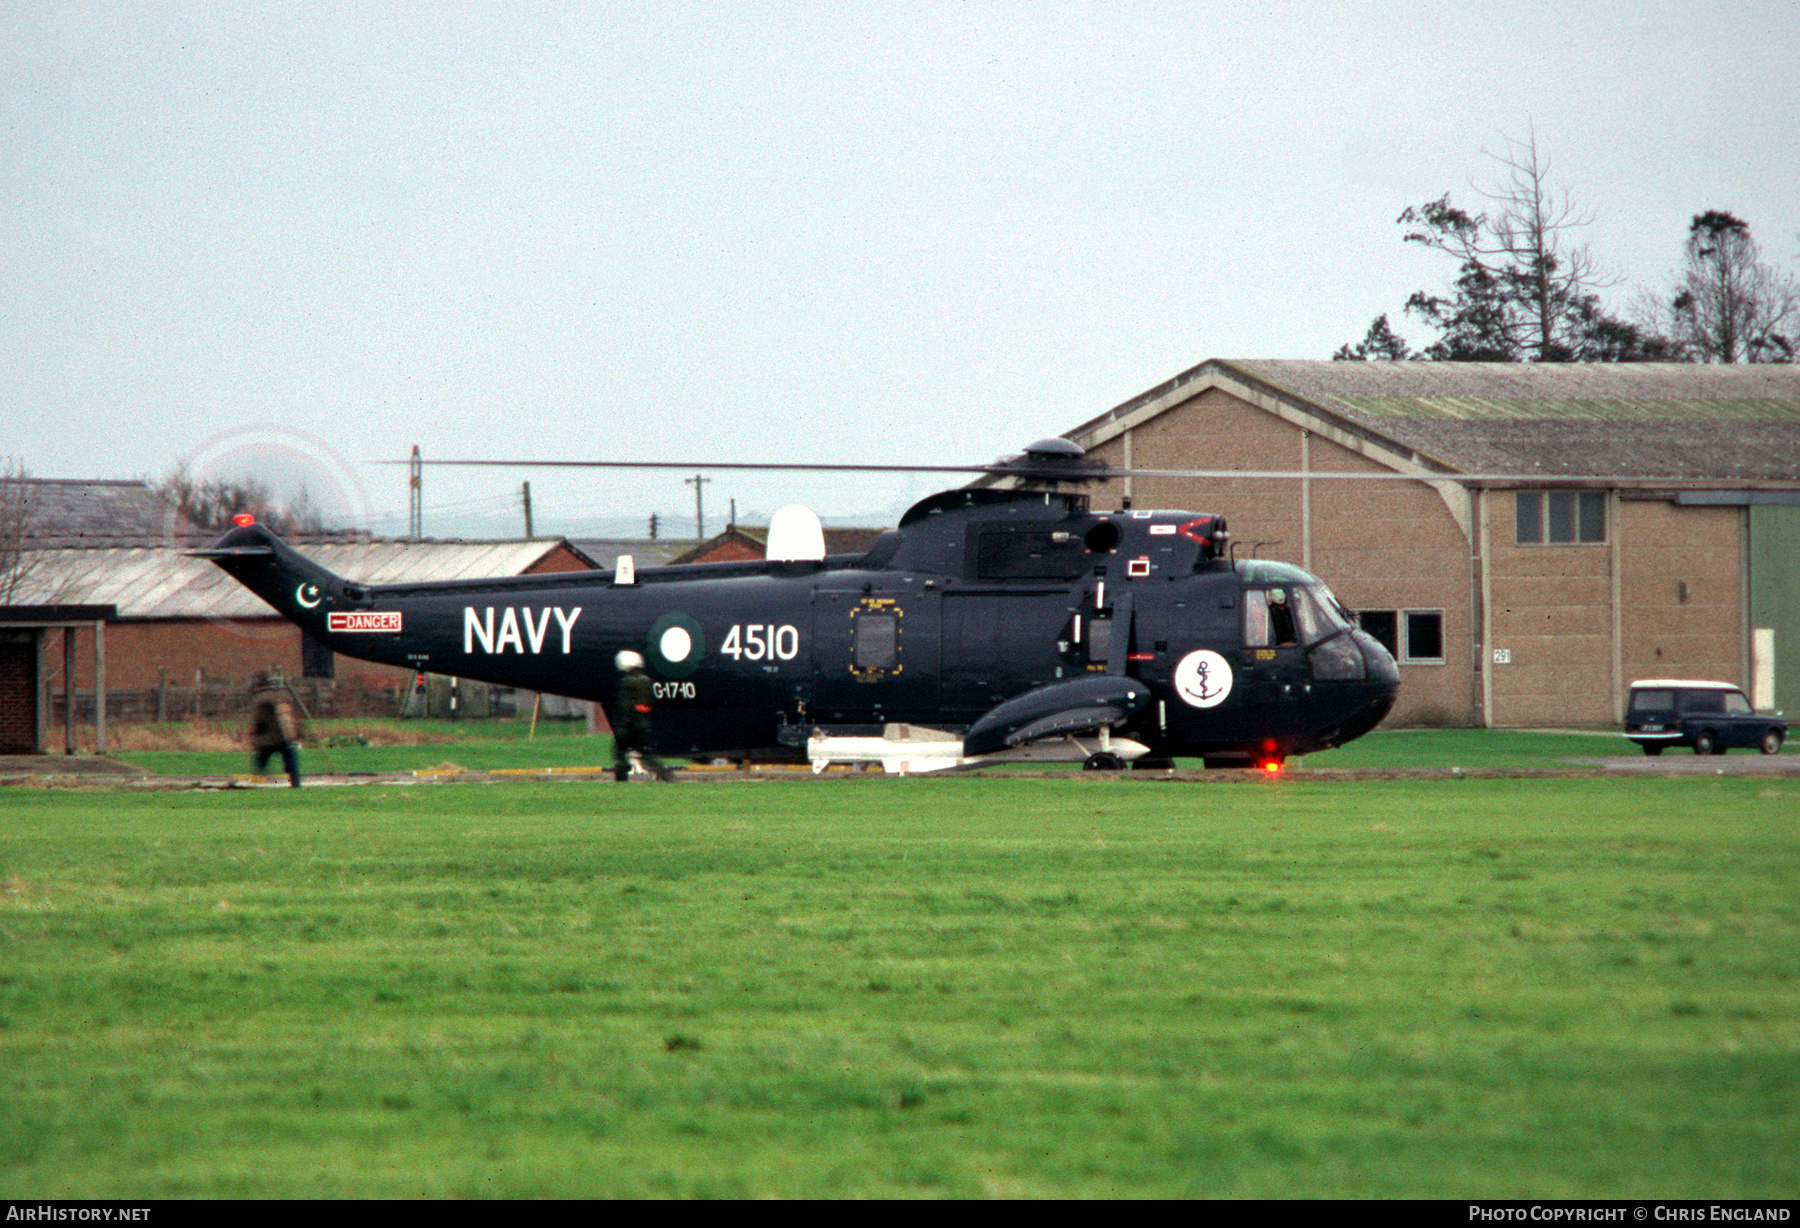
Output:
614 668 673 781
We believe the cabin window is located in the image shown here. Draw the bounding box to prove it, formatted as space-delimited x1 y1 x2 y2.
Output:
1088 617 1113 665
853 612 898 671
1516 491 1605 544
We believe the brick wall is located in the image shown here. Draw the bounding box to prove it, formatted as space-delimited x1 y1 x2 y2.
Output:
525 544 601 574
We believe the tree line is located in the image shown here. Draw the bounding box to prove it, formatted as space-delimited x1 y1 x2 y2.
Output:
156 468 331 535
1335 134 1798 364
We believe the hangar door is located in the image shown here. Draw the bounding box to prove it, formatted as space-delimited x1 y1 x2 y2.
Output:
1750 504 1800 714
0 631 39 753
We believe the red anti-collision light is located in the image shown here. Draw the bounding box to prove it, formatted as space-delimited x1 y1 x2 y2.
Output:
233 512 256 526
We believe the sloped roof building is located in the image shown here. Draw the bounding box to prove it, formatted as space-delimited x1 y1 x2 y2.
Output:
13 537 599 623
1066 360 1800 728
6 476 604 697
6 477 201 549
666 524 887 567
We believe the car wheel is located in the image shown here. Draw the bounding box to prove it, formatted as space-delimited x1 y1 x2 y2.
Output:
1642 744 1663 757
1694 730 1718 756
1761 729 1784 756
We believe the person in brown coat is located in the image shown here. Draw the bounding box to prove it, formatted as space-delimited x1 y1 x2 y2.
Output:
248 673 303 787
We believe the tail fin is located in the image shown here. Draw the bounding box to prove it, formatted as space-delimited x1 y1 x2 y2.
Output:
185 522 348 633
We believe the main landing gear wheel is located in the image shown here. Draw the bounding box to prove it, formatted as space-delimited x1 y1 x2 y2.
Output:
1083 752 1127 771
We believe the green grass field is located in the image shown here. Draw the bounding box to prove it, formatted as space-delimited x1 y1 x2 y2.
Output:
3 771 1797 1198
84 719 1748 780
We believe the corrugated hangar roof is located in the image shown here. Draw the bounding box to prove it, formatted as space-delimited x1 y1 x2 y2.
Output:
1075 360 1800 482
9 539 587 620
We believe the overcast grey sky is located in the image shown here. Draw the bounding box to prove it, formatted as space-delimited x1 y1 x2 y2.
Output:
5 1 1797 538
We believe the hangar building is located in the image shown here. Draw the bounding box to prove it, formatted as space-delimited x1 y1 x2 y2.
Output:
1063 360 1800 728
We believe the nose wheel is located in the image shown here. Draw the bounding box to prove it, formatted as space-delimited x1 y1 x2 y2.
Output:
1083 751 1128 771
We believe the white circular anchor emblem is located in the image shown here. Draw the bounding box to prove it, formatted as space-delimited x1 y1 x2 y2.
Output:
1173 649 1233 708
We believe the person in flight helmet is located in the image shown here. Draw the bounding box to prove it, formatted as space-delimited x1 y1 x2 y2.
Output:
613 650 674 782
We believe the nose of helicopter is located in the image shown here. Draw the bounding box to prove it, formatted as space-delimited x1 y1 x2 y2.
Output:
1335 628 1400 742
1353 627 1400 687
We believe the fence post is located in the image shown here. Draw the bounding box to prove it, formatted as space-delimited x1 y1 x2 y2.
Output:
63 627 75 755
94 620 106 755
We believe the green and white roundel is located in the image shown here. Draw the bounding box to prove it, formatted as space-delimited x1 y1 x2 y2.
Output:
647 612 706 679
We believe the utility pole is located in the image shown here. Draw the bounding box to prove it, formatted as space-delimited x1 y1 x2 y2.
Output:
521 481 533 538
408 445 422 541
685 473 711 541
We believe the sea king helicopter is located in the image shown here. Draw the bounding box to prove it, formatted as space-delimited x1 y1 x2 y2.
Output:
191 440 1399 772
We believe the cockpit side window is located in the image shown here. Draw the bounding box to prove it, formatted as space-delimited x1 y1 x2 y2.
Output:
1244 588 1299 648
1244 593 1269 647
1245 585 1348 649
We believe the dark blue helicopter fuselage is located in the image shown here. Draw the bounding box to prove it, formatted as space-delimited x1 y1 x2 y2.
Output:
200 486 1398 766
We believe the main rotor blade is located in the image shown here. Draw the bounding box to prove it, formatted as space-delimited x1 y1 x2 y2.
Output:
396 456 1445 479
398 458 991 475
388 457 1797 488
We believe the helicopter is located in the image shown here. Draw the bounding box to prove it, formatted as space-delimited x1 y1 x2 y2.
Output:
189 439 1400 772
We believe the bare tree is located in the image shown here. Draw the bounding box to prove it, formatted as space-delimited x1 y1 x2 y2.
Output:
158 467 335 535
282 485 329 535
1387 132 1645 361
1655 211 1798 362
0 458 39 604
